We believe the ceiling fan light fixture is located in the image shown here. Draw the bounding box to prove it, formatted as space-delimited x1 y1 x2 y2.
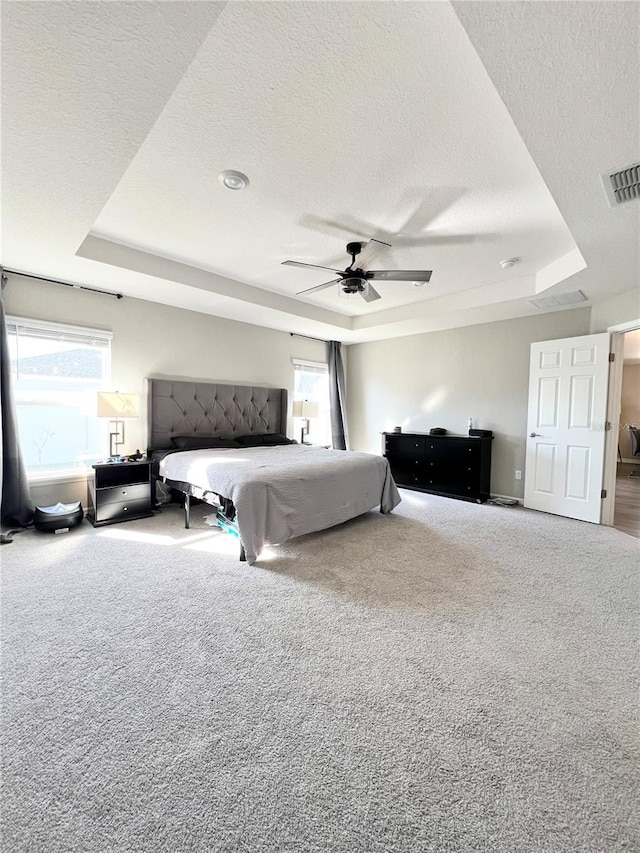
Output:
338 278 362 299
219 170 250 190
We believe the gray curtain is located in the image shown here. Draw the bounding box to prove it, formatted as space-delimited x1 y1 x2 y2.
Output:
328 340 349 450
1 283 33 534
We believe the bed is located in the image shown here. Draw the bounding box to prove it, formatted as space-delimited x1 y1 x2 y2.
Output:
147 378 401 564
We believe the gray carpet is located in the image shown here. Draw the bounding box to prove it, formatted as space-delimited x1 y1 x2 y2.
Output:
1 492 638 852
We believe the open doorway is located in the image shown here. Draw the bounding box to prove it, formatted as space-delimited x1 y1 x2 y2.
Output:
613 329 640 538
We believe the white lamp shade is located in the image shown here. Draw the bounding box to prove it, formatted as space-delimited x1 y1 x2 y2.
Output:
293 399 320 419
97 392 139 419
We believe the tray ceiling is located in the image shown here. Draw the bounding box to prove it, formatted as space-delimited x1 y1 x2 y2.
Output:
2 1 638 342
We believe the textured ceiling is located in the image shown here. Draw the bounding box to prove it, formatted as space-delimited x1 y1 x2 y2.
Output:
2 1 638 342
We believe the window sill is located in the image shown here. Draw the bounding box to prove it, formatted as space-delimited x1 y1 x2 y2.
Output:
27 470 89 486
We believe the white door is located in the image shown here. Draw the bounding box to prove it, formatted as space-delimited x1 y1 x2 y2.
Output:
524 333 610 523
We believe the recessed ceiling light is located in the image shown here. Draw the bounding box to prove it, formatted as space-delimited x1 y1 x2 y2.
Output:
218 170 250 190
500 257 520 269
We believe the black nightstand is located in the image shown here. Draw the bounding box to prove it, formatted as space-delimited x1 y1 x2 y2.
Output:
87 459 153 526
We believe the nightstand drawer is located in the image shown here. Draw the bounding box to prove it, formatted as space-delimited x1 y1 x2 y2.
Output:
97 483 150 505
94 497 151 524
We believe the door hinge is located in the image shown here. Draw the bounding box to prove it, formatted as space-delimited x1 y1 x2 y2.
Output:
609 352 615 362
601 489 607 499
605 421 612 431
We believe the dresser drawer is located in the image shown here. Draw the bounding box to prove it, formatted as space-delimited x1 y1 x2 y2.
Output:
97 483 150 505
385 434 426 457
425 438 480 461
94 496 151 524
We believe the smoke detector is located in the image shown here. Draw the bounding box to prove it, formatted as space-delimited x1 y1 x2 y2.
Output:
218 170 250 190
500 257 519 269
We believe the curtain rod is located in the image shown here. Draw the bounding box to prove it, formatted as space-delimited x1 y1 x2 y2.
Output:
2 268 123 299
290 332 327 343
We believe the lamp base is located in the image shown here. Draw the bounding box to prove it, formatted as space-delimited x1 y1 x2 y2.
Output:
109 419 125 459
299 418 310 445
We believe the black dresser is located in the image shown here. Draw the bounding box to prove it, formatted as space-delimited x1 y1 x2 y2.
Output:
383 432 492 503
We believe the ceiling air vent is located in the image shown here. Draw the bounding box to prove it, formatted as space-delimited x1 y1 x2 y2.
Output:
602 162 640 206
530 290 588 311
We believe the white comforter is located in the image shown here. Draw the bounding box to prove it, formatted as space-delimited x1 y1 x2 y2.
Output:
159 444 401 564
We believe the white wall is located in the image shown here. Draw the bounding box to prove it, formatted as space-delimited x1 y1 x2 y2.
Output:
5 275 327 506
347 308 590 499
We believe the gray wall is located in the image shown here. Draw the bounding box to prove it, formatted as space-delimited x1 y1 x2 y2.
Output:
590 288 640 332
4 275 327 507
620 362 640 460
347 308 590 499
7 270 638 509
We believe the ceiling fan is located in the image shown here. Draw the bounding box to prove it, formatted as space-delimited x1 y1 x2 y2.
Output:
282 239 432 302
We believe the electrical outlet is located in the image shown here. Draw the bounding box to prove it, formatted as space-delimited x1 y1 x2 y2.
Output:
515 469 522 480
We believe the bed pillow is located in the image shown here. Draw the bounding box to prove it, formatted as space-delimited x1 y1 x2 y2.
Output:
170 435 238 450
235 433 293 447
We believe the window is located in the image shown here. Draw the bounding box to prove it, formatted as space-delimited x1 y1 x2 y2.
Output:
7 317 112 478
292 359 331 446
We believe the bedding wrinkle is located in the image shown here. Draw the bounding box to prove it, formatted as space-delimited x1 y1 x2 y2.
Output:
159 445 401 564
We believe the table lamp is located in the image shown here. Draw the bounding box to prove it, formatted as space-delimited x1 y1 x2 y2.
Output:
97 392 139 461
292 399 320 445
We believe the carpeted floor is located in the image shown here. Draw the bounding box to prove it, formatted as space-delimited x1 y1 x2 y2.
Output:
1 492 638 852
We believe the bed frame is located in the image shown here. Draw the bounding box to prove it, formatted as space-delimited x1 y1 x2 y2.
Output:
146 377 289 560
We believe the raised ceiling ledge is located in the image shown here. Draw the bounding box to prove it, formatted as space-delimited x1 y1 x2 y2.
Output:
76 234 352 332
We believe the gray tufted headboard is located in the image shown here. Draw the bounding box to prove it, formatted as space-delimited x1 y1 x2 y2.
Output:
147 378 288 451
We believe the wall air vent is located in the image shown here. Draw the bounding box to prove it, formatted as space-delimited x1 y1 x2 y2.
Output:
529 290 588 311
602 162 640 206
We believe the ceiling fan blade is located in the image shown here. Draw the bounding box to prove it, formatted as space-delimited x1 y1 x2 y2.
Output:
368 270 432 282
356 238 392 269
360 283 381 303
296 278 342 296
283 260 344 273
398 187 467 235
299 214 374 240
393 232 495 247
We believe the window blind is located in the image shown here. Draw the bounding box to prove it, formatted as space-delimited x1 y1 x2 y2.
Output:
6 316 112 348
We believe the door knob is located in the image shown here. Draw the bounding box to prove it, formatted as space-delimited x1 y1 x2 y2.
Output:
529 432 541 437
